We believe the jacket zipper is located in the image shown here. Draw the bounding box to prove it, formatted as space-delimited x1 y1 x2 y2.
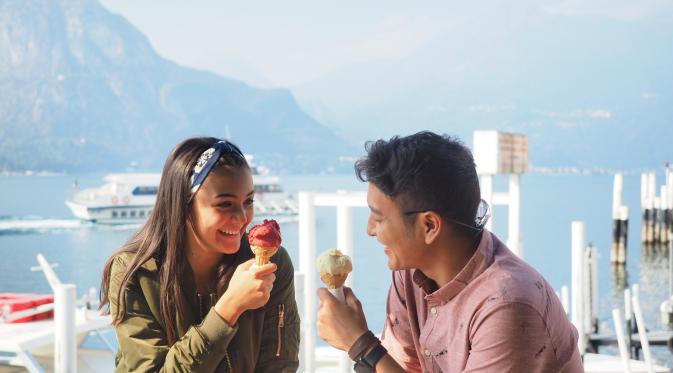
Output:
276 303 285 357
225 350 233 372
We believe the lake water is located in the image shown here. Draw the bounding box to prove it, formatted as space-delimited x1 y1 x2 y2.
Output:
1 172 671 366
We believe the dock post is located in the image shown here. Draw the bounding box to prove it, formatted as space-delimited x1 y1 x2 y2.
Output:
507 174 522 258
571 221 587 353
648 172 657 244
624 288 633 358
54 284 77 373
653 197 661 244
666 168 673 241
661 185 669 244
336 193 353 373
631 291 655 373
561 285 570 316
612 173 624 264
641 173 652 245
589 246 599 332
298 192 316 372
613 173 624 221
617 207 629 265
612 308 632 373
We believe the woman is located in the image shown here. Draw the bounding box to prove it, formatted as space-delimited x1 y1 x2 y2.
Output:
100 137 300 372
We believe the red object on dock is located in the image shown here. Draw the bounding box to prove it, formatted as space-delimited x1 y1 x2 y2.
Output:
0 293 54 323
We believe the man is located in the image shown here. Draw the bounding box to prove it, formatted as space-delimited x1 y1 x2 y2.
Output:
317 131 583 372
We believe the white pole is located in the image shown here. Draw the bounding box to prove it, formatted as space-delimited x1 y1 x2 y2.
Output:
648 172 657 207
668 172 673 214
561 286 570 316
641 173 648 211
583 247 592 334
632 292 655 373
298 192 316 373
37 253 62 291
590 246 599 331
54 284 77 373
613 173 624 219
336 197 353 373
480 175 494 231
624 288 632 321
293 272 305 372
612 308 632 373
618 206 629 264
571 221 586 354
507 174 522 258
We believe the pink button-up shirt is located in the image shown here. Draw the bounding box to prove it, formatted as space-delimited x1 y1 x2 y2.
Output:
381 231 583 372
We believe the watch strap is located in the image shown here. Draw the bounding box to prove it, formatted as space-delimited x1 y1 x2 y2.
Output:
353 343 387 372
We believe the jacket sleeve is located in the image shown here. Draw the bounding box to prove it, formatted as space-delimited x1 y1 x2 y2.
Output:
255 247 300 372
109 255 238 372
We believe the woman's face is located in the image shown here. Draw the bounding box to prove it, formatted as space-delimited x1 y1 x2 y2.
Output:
187 165 255 256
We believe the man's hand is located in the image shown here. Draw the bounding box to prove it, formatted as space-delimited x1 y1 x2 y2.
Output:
317 286 369 351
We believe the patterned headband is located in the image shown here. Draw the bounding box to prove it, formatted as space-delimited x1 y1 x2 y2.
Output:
190 140 244 194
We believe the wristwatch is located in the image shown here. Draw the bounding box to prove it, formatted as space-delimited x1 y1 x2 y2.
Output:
353 343 387 373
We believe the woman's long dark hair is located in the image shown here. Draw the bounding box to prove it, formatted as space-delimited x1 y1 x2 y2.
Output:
99 136 249 345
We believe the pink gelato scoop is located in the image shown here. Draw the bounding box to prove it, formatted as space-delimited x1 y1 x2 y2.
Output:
248 219 282 248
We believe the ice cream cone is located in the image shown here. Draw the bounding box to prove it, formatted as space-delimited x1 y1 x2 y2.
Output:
317 248 352 303
320 273 348 289
248 219 282 268
251 245 279 266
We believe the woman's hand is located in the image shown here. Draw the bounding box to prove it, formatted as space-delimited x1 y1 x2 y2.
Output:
214 259 277 325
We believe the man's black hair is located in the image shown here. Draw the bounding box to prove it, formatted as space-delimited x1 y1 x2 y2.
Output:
355 131 481 235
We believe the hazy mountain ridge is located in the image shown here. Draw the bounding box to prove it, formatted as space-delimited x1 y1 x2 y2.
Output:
293 12 673 170
0 0 354 173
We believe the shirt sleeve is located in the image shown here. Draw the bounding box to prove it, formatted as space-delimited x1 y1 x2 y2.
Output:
463 301 562 373
380 271 423 372
110 256 237 372
254 247 300 373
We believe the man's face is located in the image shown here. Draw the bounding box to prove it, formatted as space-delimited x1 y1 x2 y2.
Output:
366 183 421 270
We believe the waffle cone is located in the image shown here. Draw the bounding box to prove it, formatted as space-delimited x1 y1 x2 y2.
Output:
251 245 278 266
320 273 348 289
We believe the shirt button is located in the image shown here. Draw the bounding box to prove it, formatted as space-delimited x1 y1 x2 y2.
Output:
424 349 431 357
430 307 437 315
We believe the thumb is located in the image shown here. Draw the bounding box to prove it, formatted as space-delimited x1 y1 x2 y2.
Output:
317 288 336 303
239 258 255 271
343 287 361 309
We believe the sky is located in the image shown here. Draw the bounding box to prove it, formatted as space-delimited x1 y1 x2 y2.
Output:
98 0 673 89
96 0 673 170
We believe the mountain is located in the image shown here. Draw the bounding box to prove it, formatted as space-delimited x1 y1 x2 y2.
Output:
0 0 355 173
293 10 673 171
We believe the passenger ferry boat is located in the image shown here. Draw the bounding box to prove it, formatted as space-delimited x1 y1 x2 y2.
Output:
65 161 298 224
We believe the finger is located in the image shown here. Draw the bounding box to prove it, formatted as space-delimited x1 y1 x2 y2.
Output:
239 259 256 270
316 287 335 302
343 287 361 309
262 279 275 292
253 262 278 277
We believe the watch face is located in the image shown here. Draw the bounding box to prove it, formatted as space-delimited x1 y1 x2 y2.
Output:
354 361 373 373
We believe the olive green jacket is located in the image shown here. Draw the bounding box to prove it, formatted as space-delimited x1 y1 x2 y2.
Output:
108 244 300 372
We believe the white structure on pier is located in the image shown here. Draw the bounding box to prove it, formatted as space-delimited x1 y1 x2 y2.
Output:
473 130 528 258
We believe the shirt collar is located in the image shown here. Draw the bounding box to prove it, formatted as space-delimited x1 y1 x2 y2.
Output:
412 230 496 304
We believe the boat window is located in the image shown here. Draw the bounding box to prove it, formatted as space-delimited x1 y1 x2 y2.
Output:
130 210 136 218
112 211 118 218
254 184 282 193
121 211 127 218
132 186 159 196
139 210 145 218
